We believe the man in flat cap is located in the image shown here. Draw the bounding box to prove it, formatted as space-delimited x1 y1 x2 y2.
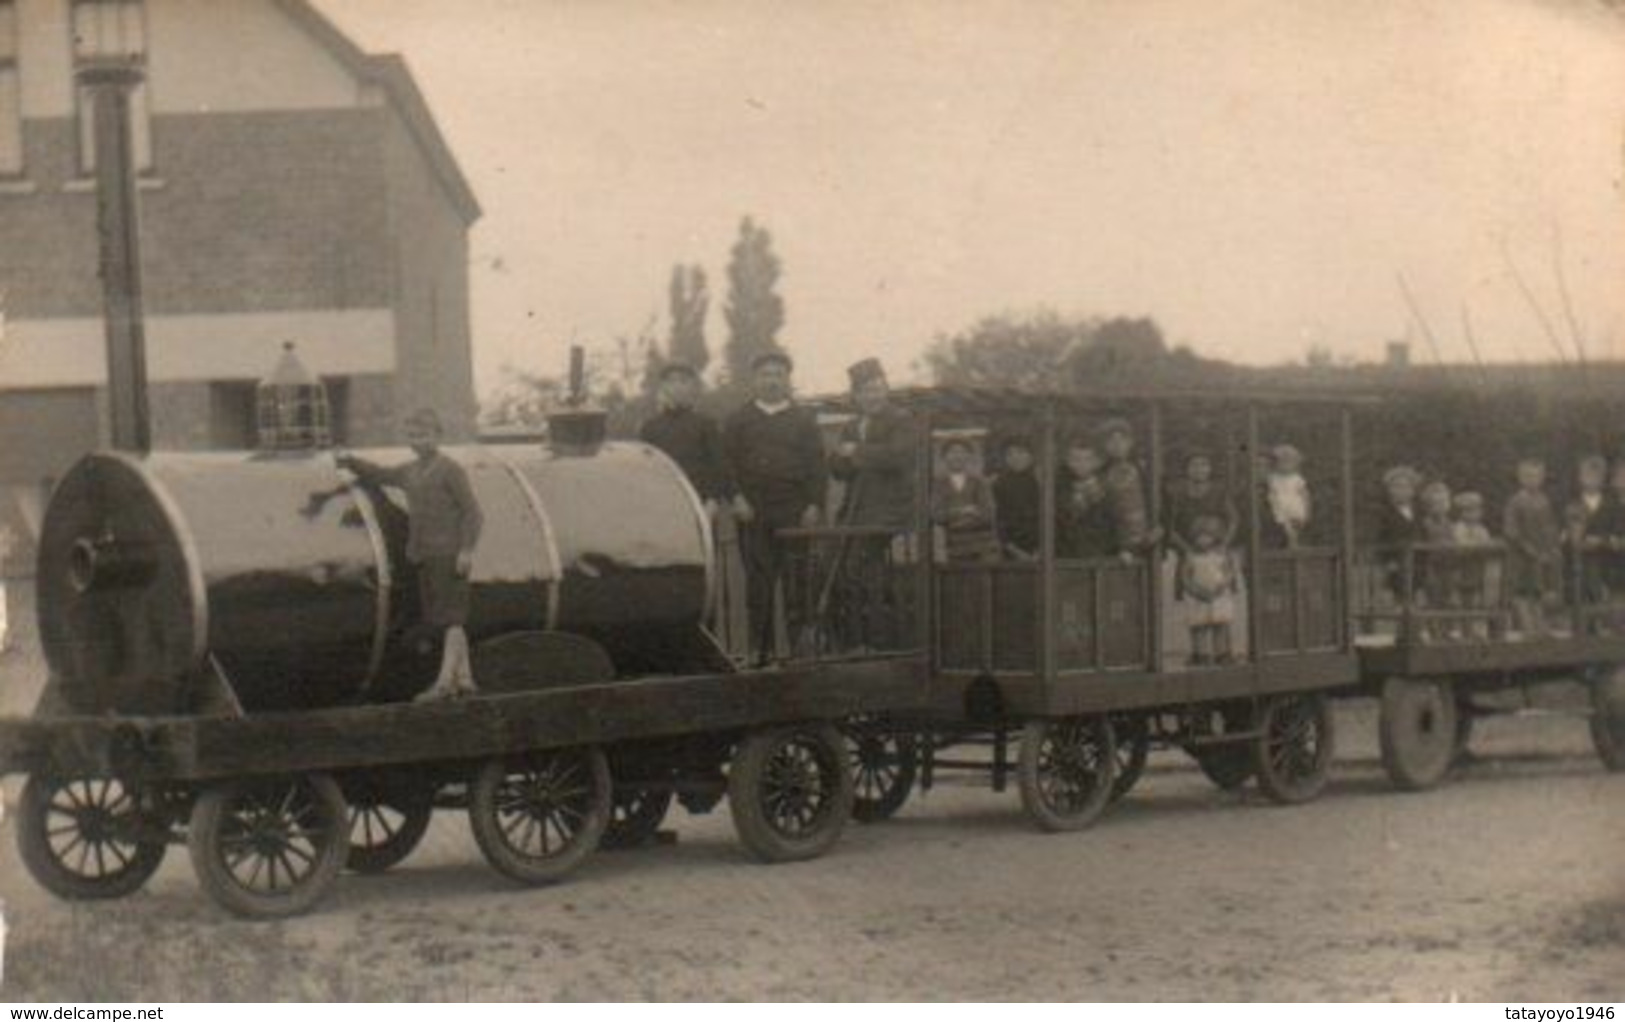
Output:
639 361 734 511
723 349 827 664
828 357 921 647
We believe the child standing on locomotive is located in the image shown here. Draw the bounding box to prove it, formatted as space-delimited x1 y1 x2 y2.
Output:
1095 418 1157 559
1565 455 1611 615
338 408 485 701
1374 465 1424 605
1264 443 1311 548
1181 514 1240 665
639 361 735 513
722 350 827 665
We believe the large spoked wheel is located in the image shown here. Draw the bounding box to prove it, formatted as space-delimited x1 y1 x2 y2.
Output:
846 723 918 823
1110 717 1151 802
1252 693 1335 805
601 788 675 849
346 785 435 874
1591 669 1625 772
16 776 169 901
468 747 611 885
188 773 349 919
1017 716 1118 832
729 723 854 862
1379 676 1459 791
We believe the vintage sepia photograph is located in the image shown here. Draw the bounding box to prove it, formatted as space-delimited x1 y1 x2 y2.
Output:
0 0 1621 1005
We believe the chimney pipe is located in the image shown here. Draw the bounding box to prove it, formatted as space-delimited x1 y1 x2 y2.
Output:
80 59 150 453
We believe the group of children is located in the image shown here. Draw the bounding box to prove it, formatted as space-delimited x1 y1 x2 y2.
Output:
1381 454 1625 639
932 428 1322 666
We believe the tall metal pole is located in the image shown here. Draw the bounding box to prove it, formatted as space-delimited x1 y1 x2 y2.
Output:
79 59 150 452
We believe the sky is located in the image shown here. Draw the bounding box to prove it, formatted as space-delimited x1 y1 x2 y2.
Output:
316 0 1625 398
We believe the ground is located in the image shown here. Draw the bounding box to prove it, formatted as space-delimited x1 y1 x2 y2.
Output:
0 582 1620 1001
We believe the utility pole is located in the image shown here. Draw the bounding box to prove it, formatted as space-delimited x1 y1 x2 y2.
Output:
79 58 150 452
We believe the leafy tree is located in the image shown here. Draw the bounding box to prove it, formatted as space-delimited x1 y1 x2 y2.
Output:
723 217 786 384
668 264 710 375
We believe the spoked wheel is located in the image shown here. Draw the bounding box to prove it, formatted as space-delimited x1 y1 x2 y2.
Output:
16 776 170 901
1379 676 1458 791
729 723 854 862
188 773 349 919
1017 716 1118 832
601 788 674 849
846 721 918 823
1110 717 1151 802
346 784 435 874
468 747 611 884
1252 693 1335 805
1591 668 1625 772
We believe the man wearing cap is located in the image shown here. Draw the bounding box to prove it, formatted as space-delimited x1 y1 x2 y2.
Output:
828 358 921 648
723 350 827 664
639 361 734 510
338 408 485 701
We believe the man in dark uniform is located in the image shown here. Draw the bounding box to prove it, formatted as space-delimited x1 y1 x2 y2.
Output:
639 361 734 510
723 350 826 664
339 408 485 701
828 357 920 648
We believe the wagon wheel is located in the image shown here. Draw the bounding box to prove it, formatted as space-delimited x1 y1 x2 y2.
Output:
16 775 169 901
1110 717 1151 802
846 722 918 823
346 785 435 874
729 723 854 862
1252 693 1335 805
1378 677 1458 791
468 747 611 884
1591 668 1625 772
1017 716 1118 832
600 788 674 849
187 773 349 919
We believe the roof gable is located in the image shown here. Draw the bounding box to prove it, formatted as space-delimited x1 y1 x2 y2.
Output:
274 0 481 225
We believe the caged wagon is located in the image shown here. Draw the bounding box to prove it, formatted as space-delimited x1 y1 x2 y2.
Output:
786 388 1369 831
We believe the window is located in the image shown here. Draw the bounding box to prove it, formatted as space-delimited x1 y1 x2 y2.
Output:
0 1 21 177
70 0 152 175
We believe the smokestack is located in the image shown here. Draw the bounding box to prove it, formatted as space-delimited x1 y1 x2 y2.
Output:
79 58 150 452
548 344 607 455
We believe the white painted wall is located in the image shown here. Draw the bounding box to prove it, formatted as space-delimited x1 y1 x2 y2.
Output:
15 0 365 119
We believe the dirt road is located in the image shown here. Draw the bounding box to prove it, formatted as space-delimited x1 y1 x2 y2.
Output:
0 583 1620 1001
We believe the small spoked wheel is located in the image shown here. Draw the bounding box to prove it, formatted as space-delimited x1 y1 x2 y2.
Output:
1591 668 1625 772
346 784 435 874
1110 716 1151 802
729 723 854 862
846 722 918 823
468 747 611 884
601 788 674 849
1017 715 1118 832
16 775 170 901
187 773 349 919
1379 676 1458 791
1252 693 1335 805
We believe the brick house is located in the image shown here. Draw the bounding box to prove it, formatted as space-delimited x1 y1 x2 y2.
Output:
0 0 480 563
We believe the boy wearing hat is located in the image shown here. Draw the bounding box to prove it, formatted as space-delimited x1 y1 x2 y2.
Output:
339 408 485 700
1375 465 1423 605
723 349 827 663
640 361 735 509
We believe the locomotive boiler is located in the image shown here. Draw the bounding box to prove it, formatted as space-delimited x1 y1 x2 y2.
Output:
36 440 718 716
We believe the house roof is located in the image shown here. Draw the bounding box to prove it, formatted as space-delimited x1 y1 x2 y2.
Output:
275 0 482 225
